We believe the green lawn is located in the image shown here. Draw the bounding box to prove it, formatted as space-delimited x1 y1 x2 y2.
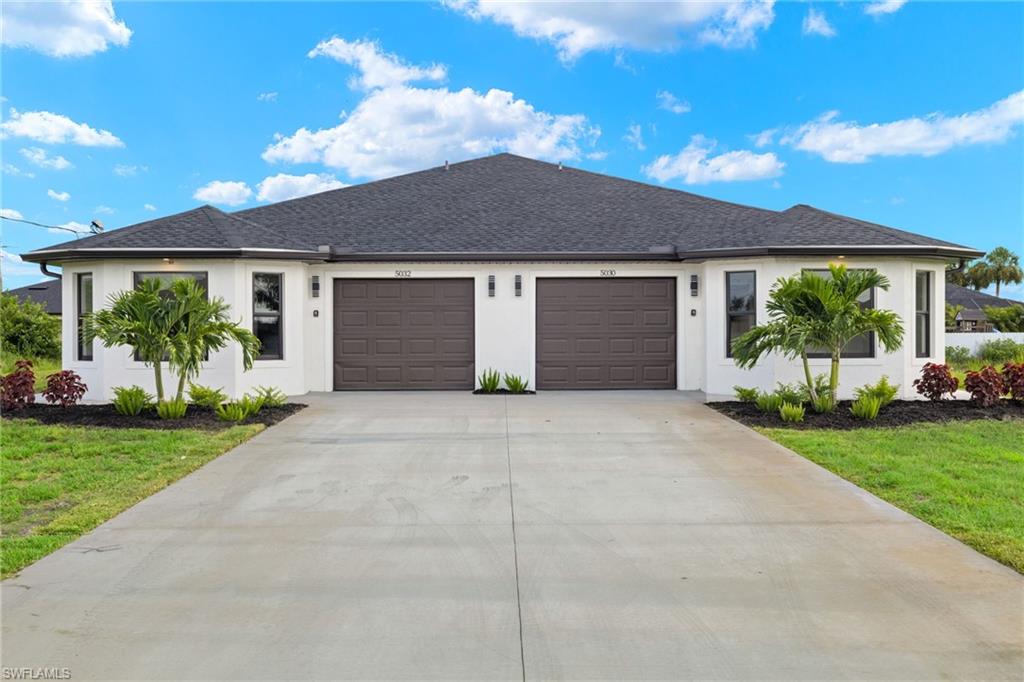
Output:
1 355 62 392
761 420 1024 573
1 420 263 577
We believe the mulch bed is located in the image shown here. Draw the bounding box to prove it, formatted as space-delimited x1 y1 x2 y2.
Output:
472 388 536 395
2 403 306 430
710 399 1024 430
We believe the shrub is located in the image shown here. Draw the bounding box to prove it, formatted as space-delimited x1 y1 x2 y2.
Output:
733 386 759 403
945 345 972 365
215 395 263 422
188 384 228 409
503 373 529 394
112 385 153 416
853 375 899 409
1002 362 1024 401
0 293 61 359
478 368 500 393
779 402 805 423
42 370 87 407
156 398 188 419
914 363 959 401
850 395 882 420
983 304 1024 333
811 393 836 414
773 382 805 405
799 374 831 404
964 366 1005 407
0 359 36 411
250 385 286 408
977 338 1024 365
755 392 784 414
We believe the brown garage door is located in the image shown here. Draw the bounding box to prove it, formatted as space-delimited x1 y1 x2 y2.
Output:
536 277 676 389
333 279 474 390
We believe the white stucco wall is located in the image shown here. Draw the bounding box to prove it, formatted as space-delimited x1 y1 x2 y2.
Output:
61 255 949 401
946 332 1024 354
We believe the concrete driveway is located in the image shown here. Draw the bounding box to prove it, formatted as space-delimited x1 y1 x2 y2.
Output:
3 392 1021 680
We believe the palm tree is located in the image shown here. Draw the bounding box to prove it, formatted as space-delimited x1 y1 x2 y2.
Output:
983 246 1023 297
164 278 260 402
732 264 905 402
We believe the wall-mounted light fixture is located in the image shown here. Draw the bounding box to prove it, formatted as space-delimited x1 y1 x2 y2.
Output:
311 275 321 298
163 257 174 264
690 274 699 297
515 274 522 297
488 275 496 297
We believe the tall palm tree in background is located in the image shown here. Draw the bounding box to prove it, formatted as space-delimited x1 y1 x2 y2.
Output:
983 246 1023 297
732 264 905 403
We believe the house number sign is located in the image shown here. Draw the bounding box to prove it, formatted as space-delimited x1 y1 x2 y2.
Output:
600 269 617 277
394 270 412 278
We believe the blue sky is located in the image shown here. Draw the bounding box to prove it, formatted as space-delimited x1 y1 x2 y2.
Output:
2 1 1022 295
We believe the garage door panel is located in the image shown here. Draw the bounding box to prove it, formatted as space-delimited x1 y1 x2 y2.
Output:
334 279 474 390
537 278 676 389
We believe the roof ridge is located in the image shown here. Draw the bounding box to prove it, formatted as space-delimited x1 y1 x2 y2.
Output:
788 203 952 248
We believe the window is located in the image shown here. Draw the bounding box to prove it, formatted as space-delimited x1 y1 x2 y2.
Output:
132 271 208 361
915 271 931 358
253 273 283 360
726 271 756 357
77 273 93 361
805 268 875 359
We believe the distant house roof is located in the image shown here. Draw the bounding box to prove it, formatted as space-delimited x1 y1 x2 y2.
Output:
5 278 61 315
946 283 1022 311
22 153 983 264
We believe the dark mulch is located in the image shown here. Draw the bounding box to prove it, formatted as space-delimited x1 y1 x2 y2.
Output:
711 399 1024 430
472 388 536 395
2 402 306 430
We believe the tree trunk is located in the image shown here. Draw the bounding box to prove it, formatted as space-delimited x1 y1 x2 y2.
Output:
175 371 188 403
801 352 818 403
829 352 841 402
995 280 1001 297
152 359 164 402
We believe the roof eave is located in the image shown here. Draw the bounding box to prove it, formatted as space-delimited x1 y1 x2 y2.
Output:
20 247 331 264
674 245 984 261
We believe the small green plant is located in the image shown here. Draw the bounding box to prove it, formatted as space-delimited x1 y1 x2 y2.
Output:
755 392 784 414
188 383 228 410
251 385 287 407
773 382 805 405
503 373 529 394
977 338 1024 365
853 375 899 408
478 368 500 393
156 397 188 420
112 385 153 416
811 393 836 414
799 374 831 403
945 345 972 365
850 395 882 420
778 402 805 423
215 395 264 423
733 386 759 402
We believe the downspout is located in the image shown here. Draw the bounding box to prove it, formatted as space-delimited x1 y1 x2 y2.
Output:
39 262 61 279
947 258 968 275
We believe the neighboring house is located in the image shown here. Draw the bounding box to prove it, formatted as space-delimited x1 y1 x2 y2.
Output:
946 282 1021 332
21 153 983 400
5 278 62 317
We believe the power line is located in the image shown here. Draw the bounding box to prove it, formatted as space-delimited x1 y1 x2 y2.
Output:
0 215 99 238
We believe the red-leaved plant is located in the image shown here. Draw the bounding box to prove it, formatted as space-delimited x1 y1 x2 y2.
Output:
1000 362 1024 401
913 362 959 401
1 359 36 411
963 366 1005 407
43 370 87 407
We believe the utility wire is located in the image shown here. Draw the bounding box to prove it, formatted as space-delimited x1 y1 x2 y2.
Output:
0 215 91 238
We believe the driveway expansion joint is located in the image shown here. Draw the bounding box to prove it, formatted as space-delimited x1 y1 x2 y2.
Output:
503 394 527 682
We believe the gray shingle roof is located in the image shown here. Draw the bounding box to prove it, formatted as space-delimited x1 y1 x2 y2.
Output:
4 278 61 314
946 283 1022 310
24 153 981 262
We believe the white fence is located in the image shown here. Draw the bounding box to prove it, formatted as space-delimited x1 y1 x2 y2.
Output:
946 332 1024 354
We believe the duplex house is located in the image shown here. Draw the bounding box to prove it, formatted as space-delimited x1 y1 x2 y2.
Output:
21 154 982 400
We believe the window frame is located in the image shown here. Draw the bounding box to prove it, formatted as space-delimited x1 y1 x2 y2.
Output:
803 268 876 359
252 272 284 361
76 273 93 361
915 270 931 358
725 270 757 358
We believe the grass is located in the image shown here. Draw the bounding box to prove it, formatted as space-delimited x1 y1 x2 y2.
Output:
760 419 1024 573
1 419 263 577
1 355 62 392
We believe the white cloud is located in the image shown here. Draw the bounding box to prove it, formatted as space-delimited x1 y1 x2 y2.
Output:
1 108 123 146
143 203 157 211
750 128 777 147
256 173 347 203
257 91 278 102
445 0 774 62
54 221 91 235
643 134 784 184
586 150 608 160
624 123 646 151
309 37 447 90
1 208 24 220
19 146 72 170
94 205 115 215
802 8 836 37
0 0 131 58
782 90 1024 163
1 249 39 276
47 189 71 202
2 163 35 178
113 163 146 176
656 90 691 114
864 0 907 17
193 180 252 206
